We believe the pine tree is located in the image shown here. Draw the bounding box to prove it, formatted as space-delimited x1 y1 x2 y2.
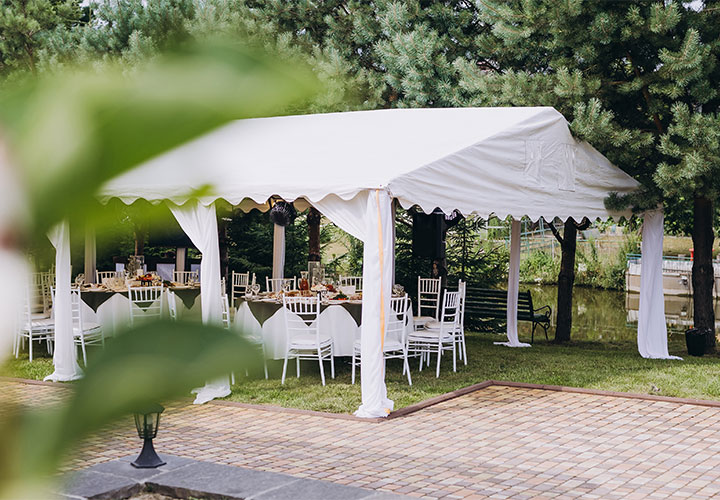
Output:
458 0 720 348
0 0 81 76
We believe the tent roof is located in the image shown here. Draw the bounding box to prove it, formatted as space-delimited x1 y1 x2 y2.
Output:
100 107 640 220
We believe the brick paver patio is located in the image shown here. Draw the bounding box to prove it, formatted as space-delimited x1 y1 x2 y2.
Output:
5 379 720 499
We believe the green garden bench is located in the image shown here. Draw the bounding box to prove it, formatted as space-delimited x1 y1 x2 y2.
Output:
465 287 551 343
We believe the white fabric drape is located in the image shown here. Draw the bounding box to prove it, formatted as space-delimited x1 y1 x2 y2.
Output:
272 224 285 279
638 210 682 360
495 218 531 348
84 226 96 284
45 220 83 382
169 202 231 403
312 190 394 418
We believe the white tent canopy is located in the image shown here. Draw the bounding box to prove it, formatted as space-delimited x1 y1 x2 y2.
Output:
101 107 639 220
88 107 675 416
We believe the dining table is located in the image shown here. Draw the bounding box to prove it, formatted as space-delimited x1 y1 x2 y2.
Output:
233 296 412 359
79 286 202 335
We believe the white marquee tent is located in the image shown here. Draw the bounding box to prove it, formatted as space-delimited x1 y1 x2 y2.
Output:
45 107 680 417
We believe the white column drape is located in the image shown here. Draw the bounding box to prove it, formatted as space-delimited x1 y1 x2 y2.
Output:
169 202 231 403
495 218 531 348
45 220 83 382
311 190 394 418
84 226 97 284
272 224 285 279
638 209 682 360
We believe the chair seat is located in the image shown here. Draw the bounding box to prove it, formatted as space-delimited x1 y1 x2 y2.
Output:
74 323 102 336
413 315 436 328
408 331 454 343
26 318 55 331
289 333 333 348
353 339 405 352
31 312 50 320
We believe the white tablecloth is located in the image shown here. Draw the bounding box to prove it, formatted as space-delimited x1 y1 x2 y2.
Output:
80 291 201 336
234 301 359 358
233 300 413 359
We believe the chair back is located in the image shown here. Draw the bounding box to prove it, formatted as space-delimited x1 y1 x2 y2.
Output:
173 270 199 285
338 276 363 293
231 271 250 306
417 277 441 319
166 289 178 321
386 294 410 346
96 270 119 284
29 272 48 315
266 276 297 293
438 290 461 335
70 288 85 332
127 285 164 325
222 294 231 329
282 296 320 345
457 280 466 329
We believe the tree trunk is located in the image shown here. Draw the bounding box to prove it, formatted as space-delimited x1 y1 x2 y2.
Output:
692 196 716 352
555 222 577 343
133 227 145 257
308 207 321 262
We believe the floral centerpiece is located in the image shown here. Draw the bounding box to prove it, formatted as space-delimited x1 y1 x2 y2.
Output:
138 273 155 286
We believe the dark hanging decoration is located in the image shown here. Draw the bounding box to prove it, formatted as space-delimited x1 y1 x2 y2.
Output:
269 201 296 227
443 209 464 230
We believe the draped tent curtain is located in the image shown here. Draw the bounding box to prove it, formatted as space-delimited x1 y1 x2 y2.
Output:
311 190 394 418
45 220 83 382
638 209 682 360
272 224 285 279
495 218 530 348
168 201 231 403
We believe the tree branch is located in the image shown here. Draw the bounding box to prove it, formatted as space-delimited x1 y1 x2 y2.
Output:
575 217 591 231
626 51 664 135
544 217 563 244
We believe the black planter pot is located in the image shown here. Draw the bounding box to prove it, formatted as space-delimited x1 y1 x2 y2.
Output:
685 328 711 357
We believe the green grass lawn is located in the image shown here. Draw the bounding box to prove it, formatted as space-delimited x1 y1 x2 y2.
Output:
4 332 719 414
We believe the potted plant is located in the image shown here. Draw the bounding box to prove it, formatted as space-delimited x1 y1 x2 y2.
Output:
685 328 711 357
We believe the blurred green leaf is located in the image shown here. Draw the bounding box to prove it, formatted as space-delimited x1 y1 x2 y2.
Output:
12 320 260 481
0 41 318 237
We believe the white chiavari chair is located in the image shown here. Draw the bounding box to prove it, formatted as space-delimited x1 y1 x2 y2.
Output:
96 270 120 284
266 276 296 293
127 285 164 326
166 288 178 321
281 296 333 385
231 271 254 307
173 270 198 285
414 277 441 329
408 290 460 377
16 282 54 361
338 276 363 293
69 288 104 365
352 294 412 385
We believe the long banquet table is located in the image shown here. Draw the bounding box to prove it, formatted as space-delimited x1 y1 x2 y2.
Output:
234 297 412 359
79 287 201 336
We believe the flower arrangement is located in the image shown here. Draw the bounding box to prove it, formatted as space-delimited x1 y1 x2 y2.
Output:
138 273 155 286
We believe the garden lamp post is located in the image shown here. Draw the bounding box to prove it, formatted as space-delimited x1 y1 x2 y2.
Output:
131 403 166 468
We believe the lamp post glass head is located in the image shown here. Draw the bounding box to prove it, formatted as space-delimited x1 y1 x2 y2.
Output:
131 403 166 468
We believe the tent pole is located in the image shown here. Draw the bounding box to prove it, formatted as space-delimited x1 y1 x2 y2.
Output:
84 225 96 284
273 223 285 279
391 200 396 285
176 247 186 272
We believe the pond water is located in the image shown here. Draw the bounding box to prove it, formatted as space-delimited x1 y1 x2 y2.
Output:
516 285 701 342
